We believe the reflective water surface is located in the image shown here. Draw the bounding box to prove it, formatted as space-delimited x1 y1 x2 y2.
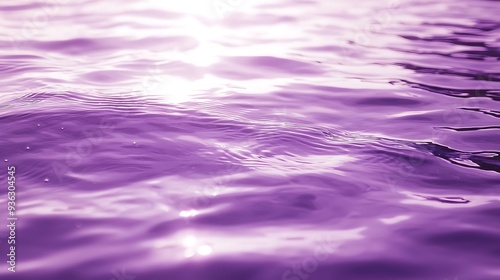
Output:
0 0 499 279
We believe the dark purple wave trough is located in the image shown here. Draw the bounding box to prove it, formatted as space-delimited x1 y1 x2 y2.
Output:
0 0 499 279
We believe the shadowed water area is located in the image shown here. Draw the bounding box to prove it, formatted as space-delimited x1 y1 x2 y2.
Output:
0 0 499 279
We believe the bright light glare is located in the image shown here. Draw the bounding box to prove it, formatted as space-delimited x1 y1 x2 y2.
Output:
145 0 218 19
197 245 213 255
183 236 197 247
179 209 198 217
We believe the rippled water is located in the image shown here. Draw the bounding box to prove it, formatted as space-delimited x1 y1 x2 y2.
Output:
1 0 499 279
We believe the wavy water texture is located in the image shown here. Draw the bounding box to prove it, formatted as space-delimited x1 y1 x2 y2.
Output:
0 0 500 279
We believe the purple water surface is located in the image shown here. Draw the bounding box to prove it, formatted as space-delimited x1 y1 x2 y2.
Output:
1 0 500 279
